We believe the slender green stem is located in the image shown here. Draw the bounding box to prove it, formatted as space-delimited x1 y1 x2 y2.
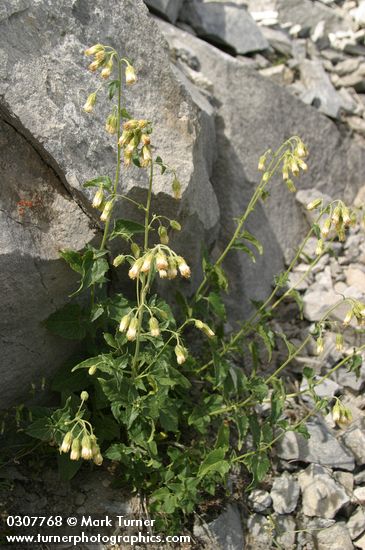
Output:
132 161 155 375
194 138 297 300
100 57 123 251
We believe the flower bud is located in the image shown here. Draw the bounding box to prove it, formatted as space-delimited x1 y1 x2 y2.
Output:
81 434 93 460
92 187 104 209
119 314 130 333
296 142 307 158
175 344 187 365
113 254 125 267
127 317 138 341
60 431 73 454
123 119 139 131
315 239 324 256
70 438 81 461
343 309 353 327
297 158 308 171
141 134 150 146
167 259 178 280
331 206 342 225
285 178 297 193
83 92 97 113
101 60 113 79
258 155 266 171
316 336 324 355
119 130 131 147
81 391 89 401
159 269 168 279
156 252 168 271
88 365 97 376
335 333 344 352
125 64 137 85
307 198 322 211
321 218 332 238
158 226 169 245
177 257 191 279
141 145 152 167
149 317 160 337
342 207 351 226
93 453 103 466
195 320 215 338
290 159 299 177
128 258 143 280
85 44 104 56
170 220 181 231
332 401 352 428
88 60 101 72
131 243 141 258
105 113 118 135
141 253 154 273
172 177 182 200
100 200 113 222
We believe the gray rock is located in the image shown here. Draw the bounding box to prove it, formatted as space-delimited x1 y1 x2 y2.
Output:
341 418 365 465
333 471 354 497
277 0 354 35
261 26 293 57
333 57 363 76
275 417 355 471
299 464 351 519
347 507 365 540
259 64 294 85
0 0 221 405
194 504 244 550
303 287 340 321
273 514 297 549
347 115 365 136
354 470 365 485
355 532 365 550
270 472 300 514
354 486 365 504
300 376 341 401
299 59 343 118
144 0 184 23
248 489 272 513
246 514 272 549
313 522 353 550
159 19 365 317
179 0 269 54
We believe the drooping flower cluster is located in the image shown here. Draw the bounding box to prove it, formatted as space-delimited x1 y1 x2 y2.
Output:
307 199 355 255
119 119 153 167
59 392 103 465
127 247 191 281
258 137 309 193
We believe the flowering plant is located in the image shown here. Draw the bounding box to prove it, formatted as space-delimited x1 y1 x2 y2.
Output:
22 44 365 531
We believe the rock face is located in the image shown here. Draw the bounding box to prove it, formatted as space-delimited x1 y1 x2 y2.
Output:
144 0 184 23
179 1 269 54
0 0 219 406
158 19 365 316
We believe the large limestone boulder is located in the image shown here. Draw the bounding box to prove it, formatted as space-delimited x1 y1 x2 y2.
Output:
0 0 219 406
179 0 269 54
157 19 365 317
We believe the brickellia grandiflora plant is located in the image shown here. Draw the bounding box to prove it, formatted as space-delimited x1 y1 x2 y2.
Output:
23 44 365 531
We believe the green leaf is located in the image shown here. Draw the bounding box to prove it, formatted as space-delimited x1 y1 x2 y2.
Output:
155 156 167 175
83 175 112 192
289 289 304 319
59 249 83 274
25 417 53 441
239 230 263 255
57 453 82 481
234 415 248 450
104 294 130 322
44 303 88 340
120 108 131 119
108 79 119 100
110 218 145 241
245 452 270 484
207 292 226 320
347 354 362 377
103 332 118 349
257 324 275 362
216 421 230 451
232 241 257 263
198 448 230 479
159 407 179 433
